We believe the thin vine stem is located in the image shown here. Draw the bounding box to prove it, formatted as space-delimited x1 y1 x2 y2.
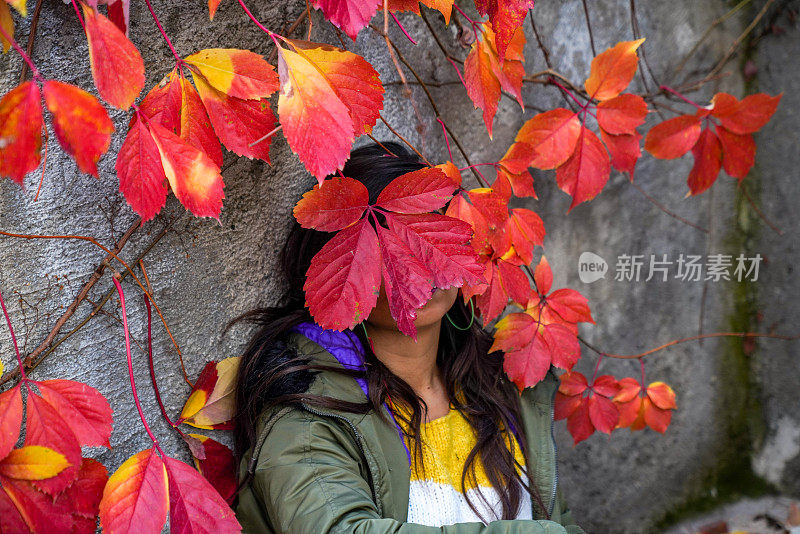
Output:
112 276 165 457
0 21 42 81
142 0 184 65
0 286 26 380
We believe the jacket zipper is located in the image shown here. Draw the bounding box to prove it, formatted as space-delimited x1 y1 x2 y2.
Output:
299 404 380 511
548 373 559 518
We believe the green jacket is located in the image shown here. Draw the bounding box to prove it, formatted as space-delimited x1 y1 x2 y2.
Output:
236 331 586 534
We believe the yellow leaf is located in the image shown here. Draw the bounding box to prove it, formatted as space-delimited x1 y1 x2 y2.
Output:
0 445 69 480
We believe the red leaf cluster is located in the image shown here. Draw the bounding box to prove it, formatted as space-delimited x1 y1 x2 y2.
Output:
645 92 782 195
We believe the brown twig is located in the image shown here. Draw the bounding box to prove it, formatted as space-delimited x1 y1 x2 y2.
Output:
19 0 43 83
581 0 597 57
379 115 430 164
674 0 752 75
580 330 799 359
739 181 784 235
628 180 709 233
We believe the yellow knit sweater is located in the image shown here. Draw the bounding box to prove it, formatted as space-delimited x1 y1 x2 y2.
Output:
396 406 532 527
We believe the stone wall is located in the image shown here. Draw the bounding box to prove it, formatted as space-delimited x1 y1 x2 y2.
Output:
1 1 797 532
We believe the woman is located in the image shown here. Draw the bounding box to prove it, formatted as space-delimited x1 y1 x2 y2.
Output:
232 142 585 533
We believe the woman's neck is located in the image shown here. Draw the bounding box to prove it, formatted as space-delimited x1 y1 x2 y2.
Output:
365 319 450 421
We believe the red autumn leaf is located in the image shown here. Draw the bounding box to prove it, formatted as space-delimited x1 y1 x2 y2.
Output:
584 39 645 101
104 0 129 35
188 435 237 505
462 26 525 137
555 371 620 444
0 477 74 532
116 116 170 222
516 108 582 170
374 167 455 213
149 121 225 219
715 125 755 180
533 254 553 295
99 448 169 533
445 193 490 256
0 385 22 460
208 0 222 20
185 48 279 101
600 128 641 178
555 126 611 212
193 73 276 162
0 81 42 186
35 379 113 449
710 92 782 134
471 258 524 323
305 218 382 330
644 114 702 159
436 161 462 187
376 223 435 337
503 334 552 391
587 394 619 434
179 357 240 430
310 0 381 40
294 175 370 231
24 391 81 495
473 0 534 62
42 80 114 177
82 3 144 109
301 170 482 337
174 75 224 167
385 213 485 290
493 166 536 200
466 188 514 258
505 208 545 265
53 458 108 522
137 72 182 132
545 288 594 324
686 128 722 196
490 312 536 353
164 456 241 533
277 40 384 182
596 93 648 135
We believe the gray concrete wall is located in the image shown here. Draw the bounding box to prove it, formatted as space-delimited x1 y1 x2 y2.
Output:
1 1 797 532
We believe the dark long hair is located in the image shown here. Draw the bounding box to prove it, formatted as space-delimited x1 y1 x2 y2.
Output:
230 142 549 522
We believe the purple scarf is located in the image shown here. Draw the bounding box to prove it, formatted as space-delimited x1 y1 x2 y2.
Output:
290 321 412 465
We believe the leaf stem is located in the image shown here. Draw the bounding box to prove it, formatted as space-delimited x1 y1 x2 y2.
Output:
436 118 453 162
589 353 604 385
659 85 703 109
0 286 27 381
112 276 165 457
237 0 275 38
141 0 184 66
0 22 42 81
390 11 417 45
68 0 85 30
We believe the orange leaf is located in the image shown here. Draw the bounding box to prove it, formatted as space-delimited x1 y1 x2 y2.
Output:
533 255 552 295
287 39 384 136
43 80 114 177
149 121 225 219
179 357 240 429
0 384 22 460
464 31 502 138
5 0 25 16
596 93 648 135
710 92 782 134
176 75 224 167
516 108 582 170
35 379 113 449
82 3 144 109
646 381 677 410
584 39 645 101
277 42 383 181
193 73 275 162
185 48 279 100
421 0 454 22
490 312 536 353
208 0 222 19
505 208 544 265
642 397 672 433
644 114 702 159
716 125 755 180
116 116 170 222
686 128 722 196
0 0 13 53
99 448 168 533
0 446 69 481
612 377 641 403
555 126 611 212
164 456 241 532
0 81 43 186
